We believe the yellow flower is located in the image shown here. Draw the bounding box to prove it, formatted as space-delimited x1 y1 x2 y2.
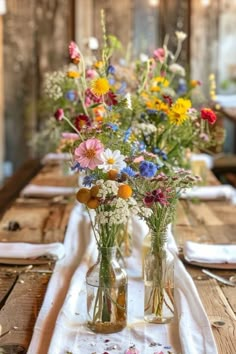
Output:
153 76 169 87
91 77 110 96
67 71 80 79
93 61 104 69
169 98 191 125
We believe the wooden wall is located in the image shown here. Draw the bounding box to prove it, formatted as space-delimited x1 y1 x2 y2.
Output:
0 14 3 183
3 0 74 172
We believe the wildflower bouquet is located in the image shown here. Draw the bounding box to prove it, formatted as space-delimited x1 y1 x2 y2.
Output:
129 31 221 169
126 167 198 323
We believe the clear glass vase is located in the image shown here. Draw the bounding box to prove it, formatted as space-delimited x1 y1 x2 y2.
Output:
144 243 174 323
86 246 128 333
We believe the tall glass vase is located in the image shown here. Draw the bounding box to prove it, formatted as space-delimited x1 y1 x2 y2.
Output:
144 242 174 323
86 246 128 333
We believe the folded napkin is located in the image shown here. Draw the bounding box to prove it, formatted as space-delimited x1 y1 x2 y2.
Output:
21 184 75 198
181 185 236 203
184 241 236 264
0 242 65 260
190 153 213 169
41 153 71 164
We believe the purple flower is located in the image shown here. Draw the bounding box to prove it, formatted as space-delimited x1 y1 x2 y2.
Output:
107 65 116 74
139 161 157 178
66 90 76 101
54 108 64 121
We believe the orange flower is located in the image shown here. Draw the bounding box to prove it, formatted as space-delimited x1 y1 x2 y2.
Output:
118 184 132 199
86 197 100 209
76 188 91 204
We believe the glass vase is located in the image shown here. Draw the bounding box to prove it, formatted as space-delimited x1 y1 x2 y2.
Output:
144 243 174 323
86 246 128 333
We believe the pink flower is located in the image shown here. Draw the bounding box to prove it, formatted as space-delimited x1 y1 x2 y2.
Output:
86 68 97 79
74 138 104 170
68 41 80 64
61 132 79 140
54 108 64 121
133 156 144 163
153 48 165 63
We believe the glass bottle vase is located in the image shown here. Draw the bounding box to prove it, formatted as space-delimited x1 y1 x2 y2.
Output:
86 246 128 333
144 243 174 323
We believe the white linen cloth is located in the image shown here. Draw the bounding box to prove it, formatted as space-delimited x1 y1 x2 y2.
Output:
181 185 236 204
184 241 236 264
45 218 217 354
21 184 75 198
27 204 92 354
0 0 6 14
0 242 64 260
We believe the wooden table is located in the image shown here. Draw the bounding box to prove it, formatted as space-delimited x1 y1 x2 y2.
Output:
0 161 235 353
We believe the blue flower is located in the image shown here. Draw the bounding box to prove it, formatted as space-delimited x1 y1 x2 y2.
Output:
177 78 187 95
153 147 168 161
71 162 85 172
109 77 116 85
124 128 131 142
139 161 158 178
117 81 127 95
66 90 76 101
139 141 146 152
106 123 119 131
83 174 97 187
146 109 158 115
121 166 136 177
107 65 116 75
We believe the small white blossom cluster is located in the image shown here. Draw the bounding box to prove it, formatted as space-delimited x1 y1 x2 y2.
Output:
169 63 185 77
97 180 118 199
43 70 66 100
134 123 157 136
96 196 138 226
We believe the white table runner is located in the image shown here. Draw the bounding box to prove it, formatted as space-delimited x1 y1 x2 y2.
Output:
41 215 217 354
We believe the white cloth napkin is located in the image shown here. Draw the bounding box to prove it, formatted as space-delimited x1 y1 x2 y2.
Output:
184 241 236 264
45 218 217 354
0 242 65 260
181 185 236 203
190 153 214 169
41 153 71 164
21 184 75 198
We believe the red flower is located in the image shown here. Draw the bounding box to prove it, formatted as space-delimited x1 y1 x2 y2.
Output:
200 108 217 125
143 188 170 207
105 90 118 106
68 41 80 64
85 88 102 104
74 114 91 131
54 108 64 121
162 95 173 106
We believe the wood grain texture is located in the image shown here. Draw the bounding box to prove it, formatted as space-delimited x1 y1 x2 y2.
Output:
176 199 236 354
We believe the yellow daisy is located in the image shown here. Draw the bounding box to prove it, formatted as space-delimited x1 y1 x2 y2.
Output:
67 71 80 79
91 77 110 96
169 98 191 125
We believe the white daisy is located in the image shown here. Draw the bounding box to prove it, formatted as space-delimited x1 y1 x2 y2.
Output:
98 148 126 172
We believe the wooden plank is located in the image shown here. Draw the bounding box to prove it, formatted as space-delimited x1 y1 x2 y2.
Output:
175 201 191 226
188 202 223 226
194 278 236 354
0 15 4 184
0 159 42 216
0 270 51 348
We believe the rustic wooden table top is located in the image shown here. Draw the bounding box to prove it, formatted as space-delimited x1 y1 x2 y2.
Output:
0 161 235 353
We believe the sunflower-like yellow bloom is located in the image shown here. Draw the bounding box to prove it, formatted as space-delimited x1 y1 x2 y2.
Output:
91 77 110 96
169 98 191 125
